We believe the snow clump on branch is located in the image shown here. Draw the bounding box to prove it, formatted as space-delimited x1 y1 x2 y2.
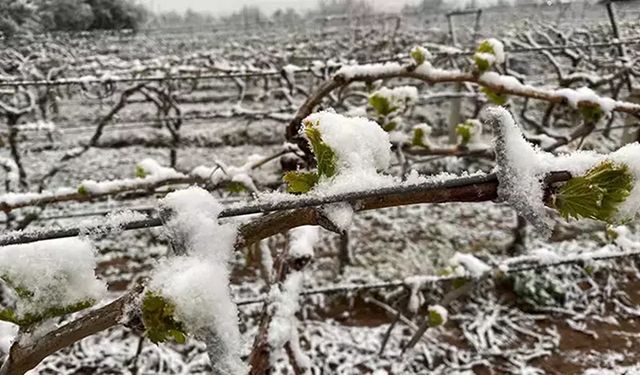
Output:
284 111 395 195
370 86 418 110
483 106 640 238
146 187 246 374
0 238 106 326
474 38 505 71
305 111 391 173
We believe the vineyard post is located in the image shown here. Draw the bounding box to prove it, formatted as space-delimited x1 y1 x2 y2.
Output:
446 13 457 46
472 9 482 43
604 0 635 142
605 1 633 93
606 1 626 58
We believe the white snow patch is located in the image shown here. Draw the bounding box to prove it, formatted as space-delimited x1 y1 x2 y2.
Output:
450 252 491 277
289 226 320 260
159 186 236 260
0 321 18 353
0 238 106 318
583 364 640 375
191 155 261 192
556 87 617 113
322 202 354 231
79 209 148 237
80 159 185 195
335 62 403 80
267 271 309 367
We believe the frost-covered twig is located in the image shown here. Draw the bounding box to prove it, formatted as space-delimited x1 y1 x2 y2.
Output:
0 171 574 246
0 151 290 212
249 227 318 374
286 59 640 153
0 286 141 375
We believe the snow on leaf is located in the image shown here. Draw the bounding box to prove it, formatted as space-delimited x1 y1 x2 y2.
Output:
369 86 418 118
0 238 106 327
412 124 432 148
148 187 246 374
474 38 505 72
427 305 448 327
410 46 430 66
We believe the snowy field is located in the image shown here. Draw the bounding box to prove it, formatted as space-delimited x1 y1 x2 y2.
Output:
2 2 640 374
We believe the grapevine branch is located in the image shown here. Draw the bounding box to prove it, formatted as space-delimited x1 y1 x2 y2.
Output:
0 148 292 213
285 62 640 153
0 171 573 247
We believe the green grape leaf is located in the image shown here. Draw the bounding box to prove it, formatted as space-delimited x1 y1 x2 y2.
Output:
283 171 319 194
480 86 508 105
1 275 34 299
410 46 426 66
0 308 19 325
77 185 89 195
474 56 491 72
226 181 247 194
427 307 447 327
382 121 397 132
476 39 496 55
368 94 396 117
412 127 427 147
135 165 148 178
0 300 95 327
304 121 337 178
474 40 497 72
554 160 633 223
580 105 605 123
142 291 188 344
456 123 473 147
452 278 468 289
169 329 187 344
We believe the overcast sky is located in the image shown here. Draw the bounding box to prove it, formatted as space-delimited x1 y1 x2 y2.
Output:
143 0 414 15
